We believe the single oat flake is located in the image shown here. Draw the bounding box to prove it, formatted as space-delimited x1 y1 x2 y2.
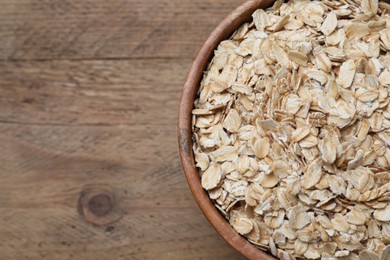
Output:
192 0 390 259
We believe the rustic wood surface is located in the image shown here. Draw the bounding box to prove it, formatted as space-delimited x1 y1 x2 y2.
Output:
0 0 247 259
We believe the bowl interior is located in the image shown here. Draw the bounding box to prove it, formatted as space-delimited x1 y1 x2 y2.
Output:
178 0 276 259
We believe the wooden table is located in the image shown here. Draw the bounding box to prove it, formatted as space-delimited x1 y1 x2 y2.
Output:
0 0 247 259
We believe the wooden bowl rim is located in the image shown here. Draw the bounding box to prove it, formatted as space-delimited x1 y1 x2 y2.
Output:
178 0 275 259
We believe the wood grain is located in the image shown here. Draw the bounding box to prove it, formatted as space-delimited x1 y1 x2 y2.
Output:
0 0 248 259
0 0 246 61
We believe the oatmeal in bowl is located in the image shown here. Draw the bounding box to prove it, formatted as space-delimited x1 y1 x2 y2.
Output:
180 0 390 259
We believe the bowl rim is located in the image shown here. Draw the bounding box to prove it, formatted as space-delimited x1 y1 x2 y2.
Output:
178 0 276 259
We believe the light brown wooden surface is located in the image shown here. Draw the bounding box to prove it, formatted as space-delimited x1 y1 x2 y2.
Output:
0 0 247 259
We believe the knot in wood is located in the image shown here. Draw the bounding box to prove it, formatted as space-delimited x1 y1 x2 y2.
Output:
78 186 123 226
88 194 113 217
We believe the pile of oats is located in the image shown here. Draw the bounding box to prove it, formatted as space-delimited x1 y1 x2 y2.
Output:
192 0 390 259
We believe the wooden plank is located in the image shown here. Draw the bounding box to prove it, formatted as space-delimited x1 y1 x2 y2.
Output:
0 0 251 258
0 0 247 61
0 59 187 126
0 126 243 259
0 58 244 259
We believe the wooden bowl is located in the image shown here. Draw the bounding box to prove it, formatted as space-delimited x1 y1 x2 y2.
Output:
178 0 276 259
